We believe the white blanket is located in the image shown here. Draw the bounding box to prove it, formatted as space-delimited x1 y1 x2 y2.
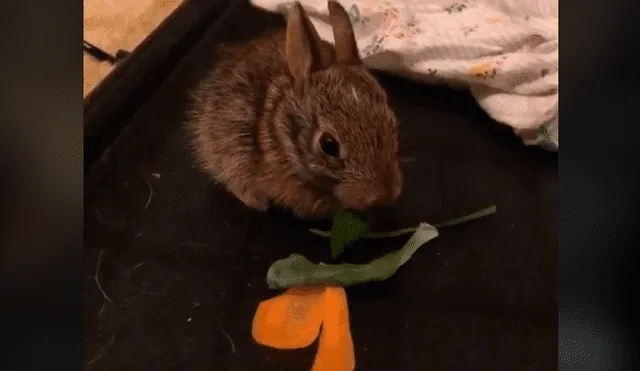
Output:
250 0 558 150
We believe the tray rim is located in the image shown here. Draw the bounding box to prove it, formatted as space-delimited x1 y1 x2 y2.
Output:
83 0 235 172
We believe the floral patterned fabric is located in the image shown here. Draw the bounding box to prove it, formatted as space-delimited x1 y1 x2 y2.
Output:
251 0 559 150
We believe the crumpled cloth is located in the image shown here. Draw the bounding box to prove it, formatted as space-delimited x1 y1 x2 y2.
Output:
251 0 558 150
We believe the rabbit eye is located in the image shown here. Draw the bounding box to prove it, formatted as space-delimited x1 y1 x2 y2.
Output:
319 133 340 158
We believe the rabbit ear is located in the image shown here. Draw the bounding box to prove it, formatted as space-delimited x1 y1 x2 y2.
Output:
328 0 361 65
286 2 333 83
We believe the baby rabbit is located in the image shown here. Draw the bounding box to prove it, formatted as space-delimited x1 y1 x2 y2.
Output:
188 1 403 219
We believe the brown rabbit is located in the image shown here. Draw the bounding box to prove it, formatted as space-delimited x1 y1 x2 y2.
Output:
188 1 403 220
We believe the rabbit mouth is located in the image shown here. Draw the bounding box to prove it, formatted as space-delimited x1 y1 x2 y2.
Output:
335 186 400 211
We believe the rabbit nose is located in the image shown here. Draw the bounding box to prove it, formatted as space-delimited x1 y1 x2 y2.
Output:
385 166 404 202
363 175 403 207
337 176 402 210
390 181 402 201
364 186 399 207
346 191 386 210
364 193 381 206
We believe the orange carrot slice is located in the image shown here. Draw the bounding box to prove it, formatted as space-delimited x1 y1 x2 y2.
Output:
252 286 326 349
311 287 355 371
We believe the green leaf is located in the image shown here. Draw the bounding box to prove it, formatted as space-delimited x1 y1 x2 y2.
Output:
329 210 372 258
310 205 497 239
267 223 439 289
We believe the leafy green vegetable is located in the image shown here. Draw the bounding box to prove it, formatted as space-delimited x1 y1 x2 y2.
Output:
264 205 497 289
328 211 372 258
310 205 497 239
266 223 439 289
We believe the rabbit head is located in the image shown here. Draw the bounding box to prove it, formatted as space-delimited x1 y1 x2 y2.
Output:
272 1 403 212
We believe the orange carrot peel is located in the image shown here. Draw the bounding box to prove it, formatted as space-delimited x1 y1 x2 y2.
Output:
252 286 355 371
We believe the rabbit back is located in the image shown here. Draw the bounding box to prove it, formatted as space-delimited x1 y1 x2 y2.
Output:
188 31 289 190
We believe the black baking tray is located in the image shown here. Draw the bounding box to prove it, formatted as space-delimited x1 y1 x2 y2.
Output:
83 1 558 370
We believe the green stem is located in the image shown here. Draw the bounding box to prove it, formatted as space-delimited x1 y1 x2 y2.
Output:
433 205 497 228
309 205 497 239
